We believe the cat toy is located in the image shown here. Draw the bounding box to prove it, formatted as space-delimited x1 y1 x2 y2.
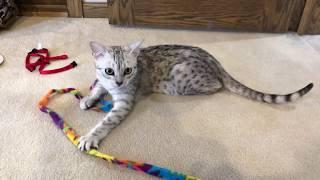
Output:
38 88 199 180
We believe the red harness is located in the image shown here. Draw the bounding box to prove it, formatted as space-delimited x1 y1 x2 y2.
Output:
25 48 77 75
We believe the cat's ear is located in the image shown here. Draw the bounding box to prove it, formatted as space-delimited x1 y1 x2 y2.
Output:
90 41 108 59
127 40 143 55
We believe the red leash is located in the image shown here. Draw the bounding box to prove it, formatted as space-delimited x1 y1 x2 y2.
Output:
25 48 77 75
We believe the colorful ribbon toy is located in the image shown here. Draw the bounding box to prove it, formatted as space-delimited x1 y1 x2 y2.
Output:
26 48 77 74
38 88 199 180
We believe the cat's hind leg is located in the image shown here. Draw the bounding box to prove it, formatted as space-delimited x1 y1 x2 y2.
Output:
183 80 223 95
167 61 223 95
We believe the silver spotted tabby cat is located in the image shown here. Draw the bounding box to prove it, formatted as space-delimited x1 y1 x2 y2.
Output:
78 41 313 151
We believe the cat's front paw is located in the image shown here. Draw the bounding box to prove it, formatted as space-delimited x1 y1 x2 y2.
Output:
78 134 99 151
80 96 95 110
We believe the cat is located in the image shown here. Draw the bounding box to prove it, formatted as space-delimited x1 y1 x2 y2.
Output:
78 41 313 151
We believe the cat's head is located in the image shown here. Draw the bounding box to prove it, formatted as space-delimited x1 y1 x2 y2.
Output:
90 41 143 90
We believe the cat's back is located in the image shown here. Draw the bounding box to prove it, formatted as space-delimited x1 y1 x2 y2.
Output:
140 44 202 57
138 44 214 64
138 44 219 68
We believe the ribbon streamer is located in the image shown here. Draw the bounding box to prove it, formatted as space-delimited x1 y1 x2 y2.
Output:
38 88 199 180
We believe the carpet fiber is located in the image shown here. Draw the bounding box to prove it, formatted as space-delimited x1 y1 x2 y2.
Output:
0 17 320 180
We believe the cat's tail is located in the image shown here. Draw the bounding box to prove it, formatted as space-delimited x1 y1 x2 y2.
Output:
221 72 313 104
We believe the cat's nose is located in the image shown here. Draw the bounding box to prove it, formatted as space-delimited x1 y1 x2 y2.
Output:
116 81 123 86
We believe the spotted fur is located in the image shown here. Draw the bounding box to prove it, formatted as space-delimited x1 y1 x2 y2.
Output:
78 42 313 151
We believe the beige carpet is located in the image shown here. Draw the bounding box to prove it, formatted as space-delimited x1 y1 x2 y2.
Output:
0 17 320 180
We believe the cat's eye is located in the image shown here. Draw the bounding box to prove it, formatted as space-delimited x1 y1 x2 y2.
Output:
124 68 132 75
105 68 114 75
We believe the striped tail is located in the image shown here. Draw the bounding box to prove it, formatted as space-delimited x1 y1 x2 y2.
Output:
222 75 313 104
